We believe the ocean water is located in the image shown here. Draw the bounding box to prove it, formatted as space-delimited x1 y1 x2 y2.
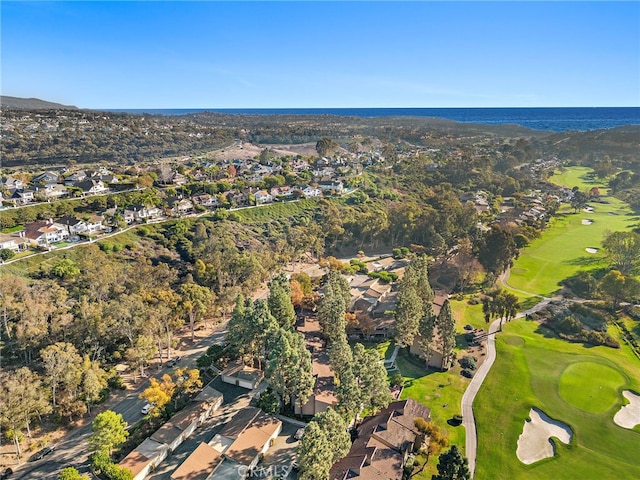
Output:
106 107 640 133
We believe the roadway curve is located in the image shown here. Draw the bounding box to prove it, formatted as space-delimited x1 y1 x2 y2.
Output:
461 271 556 477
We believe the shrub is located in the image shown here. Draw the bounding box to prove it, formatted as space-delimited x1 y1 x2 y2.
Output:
564 271 598 299
390 372 404 387
257 390 281 414
461 369 474 378
460 356 477 370
196 354 212 369
0 248 16 261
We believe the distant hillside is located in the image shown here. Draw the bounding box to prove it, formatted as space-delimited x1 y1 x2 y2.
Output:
1 95 78 110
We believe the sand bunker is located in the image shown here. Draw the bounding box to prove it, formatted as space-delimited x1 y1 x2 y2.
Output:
516 408 572 465
585 247 599 254
583 207 594 213
581 219 593 225
613 390 640 429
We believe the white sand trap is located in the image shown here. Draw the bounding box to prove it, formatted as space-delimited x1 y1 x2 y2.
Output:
583 207 594 213
585 247 599 254
613 390 640 429
516 408 572 465
581 219 593 225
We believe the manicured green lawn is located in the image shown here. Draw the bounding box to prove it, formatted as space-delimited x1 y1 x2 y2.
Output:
474 320 640 480
506 168 639 297
451 298 488 331
557 362 626 414
395 349 470 479
475 166 640 478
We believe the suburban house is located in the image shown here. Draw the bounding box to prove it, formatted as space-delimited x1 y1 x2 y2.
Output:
301 186 321 198
192 193 219 208
253 190 273 205
64 171 87 186
118 438 169 480
270 186 294 199
0 233 28 253
85 214 105 233
294 316 339 416
75 178 108 195
329 399 431 480
54 215 88 237
209 407 282 478
23 220 69 247
221 361 264 390
6 188 35 205
1 176 24 190
170 442 223 480
32 171 60 186
37 183 69 199
125 204 162 222
121 383 223 480
318 179 344 194
166 197 193 216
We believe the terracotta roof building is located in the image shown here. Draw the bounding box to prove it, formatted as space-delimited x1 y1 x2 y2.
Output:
330 399 430 480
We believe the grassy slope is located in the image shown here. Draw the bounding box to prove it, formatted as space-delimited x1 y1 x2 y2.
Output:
474 166 640 479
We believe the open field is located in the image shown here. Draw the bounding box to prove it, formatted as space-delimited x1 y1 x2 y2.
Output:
473 312 640 479
506 167 639 296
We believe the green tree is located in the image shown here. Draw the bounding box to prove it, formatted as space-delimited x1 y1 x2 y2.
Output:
478 227 518 275
179 282 214 342
50 258 81 280
265 327 314 407
268 273 296 328
432 445 471 480
125 335 157 381
88 410 128 455
395 255 434 348
418 301 436 365
316 137 339 157
297 421 333 480
329 334 353 376
80 356 107 413
59 467 89 480
437 299 456 369
40 342 82 408
335 364 362 420
602 231 640 274
298 408 350 480
0 248 15 261
395 285 421 347
317 279 348 344
599 270 640 312
352 343 392 412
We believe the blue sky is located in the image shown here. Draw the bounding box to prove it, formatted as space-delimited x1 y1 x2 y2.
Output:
1 1 638 108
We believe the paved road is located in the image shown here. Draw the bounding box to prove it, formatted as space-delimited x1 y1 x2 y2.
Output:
461 292 556 477
10 322 228 480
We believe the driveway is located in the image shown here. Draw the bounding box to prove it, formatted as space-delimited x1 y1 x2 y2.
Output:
253 420 300 480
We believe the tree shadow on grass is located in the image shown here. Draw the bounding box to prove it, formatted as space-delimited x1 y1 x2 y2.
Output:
565 255 602 267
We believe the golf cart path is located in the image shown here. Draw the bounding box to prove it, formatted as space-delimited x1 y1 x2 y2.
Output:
462 270 556 477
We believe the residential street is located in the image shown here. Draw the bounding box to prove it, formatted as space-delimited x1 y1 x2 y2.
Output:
9 322 228 480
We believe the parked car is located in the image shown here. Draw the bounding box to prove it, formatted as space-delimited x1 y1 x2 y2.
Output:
0 467 13 479
294 428 305 440
30 446 54 461
166 356 181 367
141 403 154 415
